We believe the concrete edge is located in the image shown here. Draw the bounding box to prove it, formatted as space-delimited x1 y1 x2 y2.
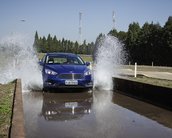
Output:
113 77 172 111
10 79 25 138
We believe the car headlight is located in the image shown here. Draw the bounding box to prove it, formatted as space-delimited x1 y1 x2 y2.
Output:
45 69 58 75
84 70 91 76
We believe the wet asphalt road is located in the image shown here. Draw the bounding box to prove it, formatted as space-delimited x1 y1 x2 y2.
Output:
23 89 172 138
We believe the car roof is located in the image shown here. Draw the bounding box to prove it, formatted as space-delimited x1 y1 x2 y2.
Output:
45 52 77 57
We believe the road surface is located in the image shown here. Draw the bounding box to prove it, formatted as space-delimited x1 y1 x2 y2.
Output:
23 89 172 138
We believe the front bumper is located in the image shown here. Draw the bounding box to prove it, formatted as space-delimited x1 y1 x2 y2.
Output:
43 74 93 89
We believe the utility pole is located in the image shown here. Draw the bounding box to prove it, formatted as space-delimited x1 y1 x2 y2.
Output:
112 11 115 30
79 12 82 45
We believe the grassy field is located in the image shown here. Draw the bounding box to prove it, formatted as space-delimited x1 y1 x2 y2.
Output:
0 81 15 138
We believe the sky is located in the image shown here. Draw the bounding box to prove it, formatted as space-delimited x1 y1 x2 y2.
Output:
0 0 172 43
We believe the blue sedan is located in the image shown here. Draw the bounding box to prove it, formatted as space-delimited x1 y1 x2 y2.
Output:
39 53 93 90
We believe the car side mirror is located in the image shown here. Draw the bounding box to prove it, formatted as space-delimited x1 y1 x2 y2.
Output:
39 61 44 66
85 62 90 66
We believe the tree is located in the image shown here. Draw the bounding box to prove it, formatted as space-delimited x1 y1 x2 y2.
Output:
138 22 162 65
33 31 94 55
118 31 127 43
108 29 127 43
52 35 58 52
163 16 172 49
162 16 172 66
74 41 79 54
33 31 39 51
125 22 141 63
108 29 118 37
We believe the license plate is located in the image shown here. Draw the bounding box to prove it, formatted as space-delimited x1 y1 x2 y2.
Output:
65 80 78 85
65 102 78 108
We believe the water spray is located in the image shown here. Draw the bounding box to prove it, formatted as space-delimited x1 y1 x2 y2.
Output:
93 35 125 90
0 33 43 91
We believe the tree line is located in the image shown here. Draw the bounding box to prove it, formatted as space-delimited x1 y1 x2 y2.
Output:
108 16 172 66
34 16 172 66
33 32 94 55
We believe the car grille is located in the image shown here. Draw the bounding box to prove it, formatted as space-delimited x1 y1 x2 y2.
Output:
58 73 84 79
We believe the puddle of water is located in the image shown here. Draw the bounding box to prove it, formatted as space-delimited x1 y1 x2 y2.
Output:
23 90 172 138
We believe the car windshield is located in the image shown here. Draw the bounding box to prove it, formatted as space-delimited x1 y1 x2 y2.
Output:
46 55 85 65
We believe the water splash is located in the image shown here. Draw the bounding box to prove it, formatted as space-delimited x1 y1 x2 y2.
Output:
93 35 125 90
0 33 43 91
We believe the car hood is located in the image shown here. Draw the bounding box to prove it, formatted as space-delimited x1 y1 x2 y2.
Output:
45 64 87 74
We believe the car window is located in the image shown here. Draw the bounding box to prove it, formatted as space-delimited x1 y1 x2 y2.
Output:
54 57 67 64
64 57 84 65
46 56 66 64
41 55 46 63
45 55 85 65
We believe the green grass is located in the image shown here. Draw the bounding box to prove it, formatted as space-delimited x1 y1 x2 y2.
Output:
0 81 15 138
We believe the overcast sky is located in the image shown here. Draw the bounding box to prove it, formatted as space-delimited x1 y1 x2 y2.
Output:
0 0 172 43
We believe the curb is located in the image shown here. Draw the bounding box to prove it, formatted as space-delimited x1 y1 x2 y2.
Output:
10 79 25 138
113 77 172 110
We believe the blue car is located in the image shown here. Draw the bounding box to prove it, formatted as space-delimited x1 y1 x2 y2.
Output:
39 53 93 90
